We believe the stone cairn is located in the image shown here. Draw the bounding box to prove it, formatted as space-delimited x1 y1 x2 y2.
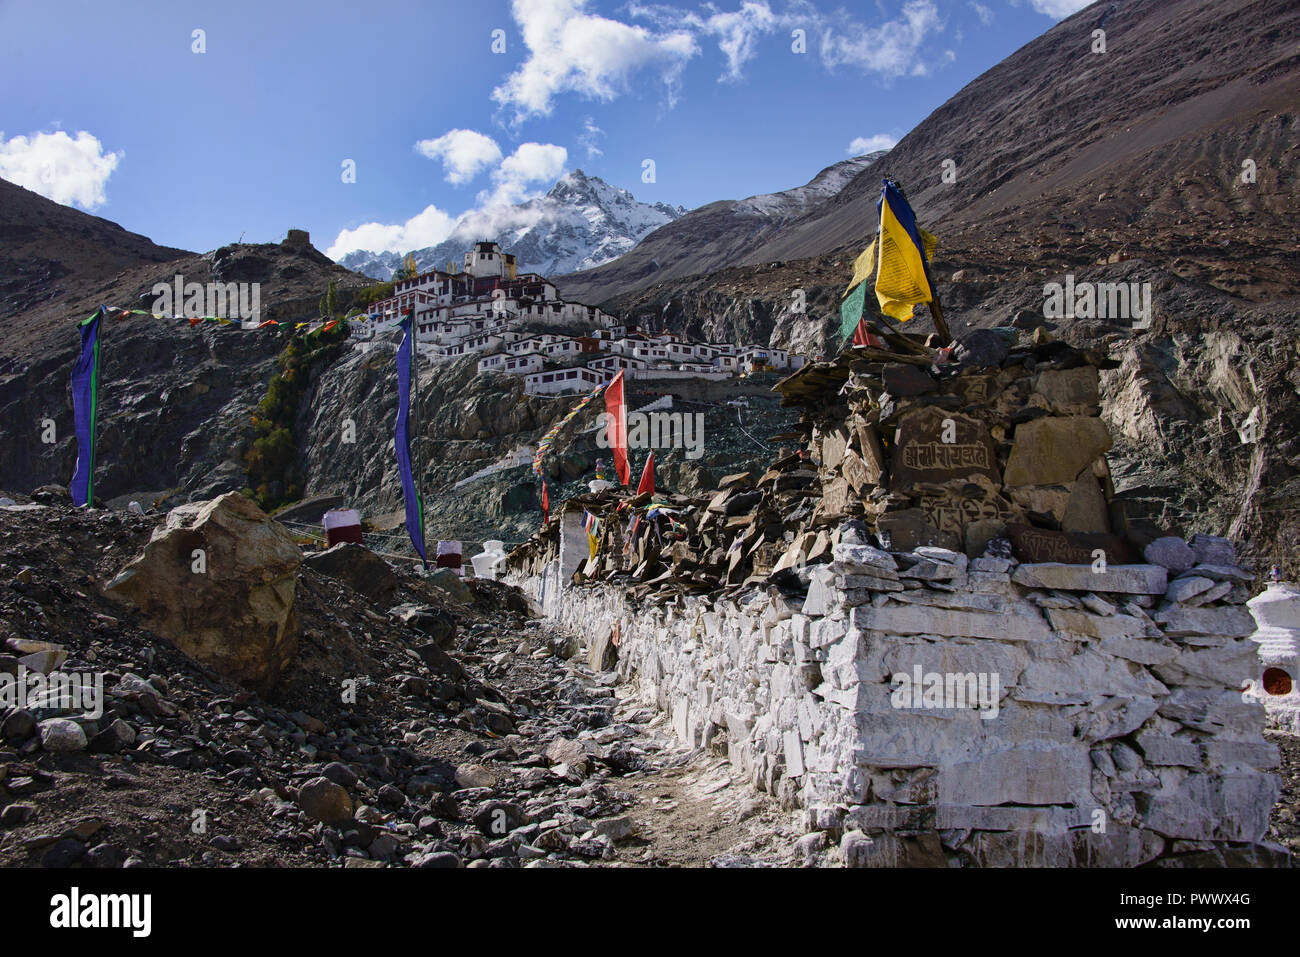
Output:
506 332 1285 867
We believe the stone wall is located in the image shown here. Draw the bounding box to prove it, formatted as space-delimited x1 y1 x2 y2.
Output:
511 542 1285 867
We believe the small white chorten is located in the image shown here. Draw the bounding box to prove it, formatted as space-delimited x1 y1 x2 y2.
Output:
1246 572 1300 733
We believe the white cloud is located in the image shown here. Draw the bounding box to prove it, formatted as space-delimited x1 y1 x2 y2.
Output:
578 116 605 159
0 130 121 210
485 142 569 205
326 204 457 259
492 0 699 122
819 0 943 78
414 129 503 185
1019 0 1092 17
969 1 994 26
847 133 897 155
329 141 572 258
692 1 780 82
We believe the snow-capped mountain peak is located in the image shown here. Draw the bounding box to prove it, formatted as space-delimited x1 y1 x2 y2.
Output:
337 170 685 281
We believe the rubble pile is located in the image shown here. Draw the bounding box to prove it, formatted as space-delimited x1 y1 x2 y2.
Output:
505 332 1289 866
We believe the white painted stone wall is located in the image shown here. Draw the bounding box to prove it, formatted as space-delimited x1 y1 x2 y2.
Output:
510 546 1284 866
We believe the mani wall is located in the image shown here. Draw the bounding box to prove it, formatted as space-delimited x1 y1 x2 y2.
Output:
506 335 1286 866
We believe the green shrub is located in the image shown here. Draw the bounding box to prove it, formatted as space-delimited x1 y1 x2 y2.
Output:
244 321 348 510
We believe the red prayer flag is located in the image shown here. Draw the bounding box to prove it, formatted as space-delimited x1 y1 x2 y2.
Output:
637 452 655 495
605 370 630 486
541 481 549 525
852 318 885 348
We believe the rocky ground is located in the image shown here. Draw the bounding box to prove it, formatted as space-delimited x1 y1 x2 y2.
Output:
1266 732 1300 858
0 492 796 868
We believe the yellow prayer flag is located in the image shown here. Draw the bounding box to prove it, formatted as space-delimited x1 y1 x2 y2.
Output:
848 239 877 291
874 192 937 321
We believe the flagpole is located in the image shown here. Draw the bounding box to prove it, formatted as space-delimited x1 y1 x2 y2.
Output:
928 296 952 346
409 310 427 570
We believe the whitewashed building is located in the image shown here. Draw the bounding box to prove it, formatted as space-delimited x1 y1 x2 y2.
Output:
525 366 606 395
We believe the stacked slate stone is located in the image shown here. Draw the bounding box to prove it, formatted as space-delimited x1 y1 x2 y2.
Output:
775 336 1137 563
506 453 835 601
526 524 1279 866
796 534 1277 866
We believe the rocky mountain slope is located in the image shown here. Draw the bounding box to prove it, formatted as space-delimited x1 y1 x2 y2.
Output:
0 178 189 323
569 0 1297 305
298 343 801 550
556 0 1300 578
0 185 371 506
556 153 883 305
338 170 685 280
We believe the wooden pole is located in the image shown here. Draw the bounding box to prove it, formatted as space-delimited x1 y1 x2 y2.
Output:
928 294 952 346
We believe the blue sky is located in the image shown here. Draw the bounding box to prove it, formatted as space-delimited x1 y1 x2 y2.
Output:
0 0 1090 259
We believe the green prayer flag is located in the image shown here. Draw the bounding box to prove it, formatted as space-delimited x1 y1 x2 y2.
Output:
839 281 867 341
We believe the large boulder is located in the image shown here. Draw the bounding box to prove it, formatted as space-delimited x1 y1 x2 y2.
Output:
303 543 399 605
105 492 302 693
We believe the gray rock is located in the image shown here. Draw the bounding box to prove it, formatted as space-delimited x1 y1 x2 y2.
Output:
368 833 403 859
1143 537 1196 573
1 803 34 826
304 543 399 605
39 718 87 752
84 843 125 869
1133 731 1201 767
1189 534 1235 567
1184 580 1232 606
831 543 898 571
1188 564 1254 583
592 815 636 842
320 761 359 787
42 838 86 868
473 800 527 838
1111 743 1141 772
837 520 872 546
1142 772 1276 843
852 600 1051 642
1011 563 1167 595
88 719 136 754
427 568 472 604
391 604 457 647
296 777 354 825
1165 575 1215 604
1153 605 1256 638
1 709 35 743
955 329 1011 369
